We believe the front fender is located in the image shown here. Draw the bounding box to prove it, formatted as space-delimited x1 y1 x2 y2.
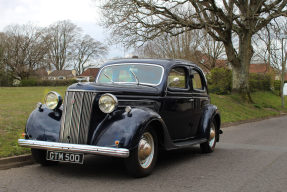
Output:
91 107 168 150
25 106 61 142
198 104 221 140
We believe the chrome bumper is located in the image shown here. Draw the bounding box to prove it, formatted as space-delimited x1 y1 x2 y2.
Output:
18 139 129 158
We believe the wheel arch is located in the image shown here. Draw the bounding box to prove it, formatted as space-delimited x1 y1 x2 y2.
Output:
92 107 174 150
198 104 221 140
144 118 170 150
213 113 221 142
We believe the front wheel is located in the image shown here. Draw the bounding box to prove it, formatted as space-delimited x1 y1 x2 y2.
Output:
200 121 217 153
124 128 158 178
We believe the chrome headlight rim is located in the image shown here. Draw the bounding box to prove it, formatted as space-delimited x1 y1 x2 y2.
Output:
98 93 118 114
45 91 63 110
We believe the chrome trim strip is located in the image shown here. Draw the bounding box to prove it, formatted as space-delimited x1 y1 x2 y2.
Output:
96 63 165 86
18 139 129 158
67 90 98 92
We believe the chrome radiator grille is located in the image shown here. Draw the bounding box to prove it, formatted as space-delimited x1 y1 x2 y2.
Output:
59 91 96 144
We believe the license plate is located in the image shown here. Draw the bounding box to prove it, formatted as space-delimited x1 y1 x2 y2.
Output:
46 151 84 164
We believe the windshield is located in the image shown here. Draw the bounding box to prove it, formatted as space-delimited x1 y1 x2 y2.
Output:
96 63 164 86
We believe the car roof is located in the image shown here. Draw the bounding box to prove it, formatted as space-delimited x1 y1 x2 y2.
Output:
102 58 198 69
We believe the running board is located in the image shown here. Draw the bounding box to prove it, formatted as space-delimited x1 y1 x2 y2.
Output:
173 138 208 148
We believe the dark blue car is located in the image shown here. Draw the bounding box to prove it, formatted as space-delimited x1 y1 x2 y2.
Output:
18 59 222 177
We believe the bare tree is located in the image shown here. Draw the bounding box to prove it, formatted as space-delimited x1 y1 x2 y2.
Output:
255 19 287 107
0 32 5 71
101 0 287 100
46 20 80 70
1 24 50 80
199 31 225 70
136 30 225 71
136 30 200 59
73 35 107 75
255 19 287 70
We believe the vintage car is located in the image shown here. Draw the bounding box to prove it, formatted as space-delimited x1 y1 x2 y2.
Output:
18 59 222 177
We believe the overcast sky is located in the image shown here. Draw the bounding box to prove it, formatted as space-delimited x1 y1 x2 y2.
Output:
0 0 126 60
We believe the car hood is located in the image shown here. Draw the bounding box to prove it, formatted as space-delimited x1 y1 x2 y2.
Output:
67 82 163 96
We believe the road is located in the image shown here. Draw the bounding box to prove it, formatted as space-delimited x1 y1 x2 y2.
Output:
1 115 287 192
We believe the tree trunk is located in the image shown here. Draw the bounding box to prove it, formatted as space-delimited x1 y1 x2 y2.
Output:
234 33 253 102
232 64 252 101
224 32 253 102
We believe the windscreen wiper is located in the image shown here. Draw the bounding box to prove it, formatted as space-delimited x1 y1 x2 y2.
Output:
129 70 139 85
129 70 158 89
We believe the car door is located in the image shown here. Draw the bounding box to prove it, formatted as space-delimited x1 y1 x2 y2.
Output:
161 65 195 140
189 67 209 136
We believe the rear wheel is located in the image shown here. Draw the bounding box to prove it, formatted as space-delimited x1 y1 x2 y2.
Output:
31 149 58 166
124 128 158 178
200 121 217 153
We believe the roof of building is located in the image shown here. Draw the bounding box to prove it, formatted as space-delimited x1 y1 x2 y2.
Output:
249 63 269 73
32 68 48 77
215 59 229 68
48 70 74 77
80 68 100 78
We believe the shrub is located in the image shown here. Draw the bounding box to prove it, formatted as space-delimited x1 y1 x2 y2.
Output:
207 67 232 95
249 73 272 92
0 72 13 86
20 78 38 86
274 80 281 91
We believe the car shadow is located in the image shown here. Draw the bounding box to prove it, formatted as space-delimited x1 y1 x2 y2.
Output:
37 146 213 179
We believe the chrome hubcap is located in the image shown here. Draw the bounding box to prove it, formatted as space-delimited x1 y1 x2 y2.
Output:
209 123 216 148
138 132 154 169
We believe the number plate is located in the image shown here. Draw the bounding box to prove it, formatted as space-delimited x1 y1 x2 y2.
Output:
46 151 84 164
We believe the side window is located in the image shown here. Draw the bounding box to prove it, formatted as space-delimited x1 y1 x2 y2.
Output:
192 70 203 90
168 67 187 89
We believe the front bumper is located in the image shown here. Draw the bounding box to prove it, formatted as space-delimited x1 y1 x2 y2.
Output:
18 139 129 158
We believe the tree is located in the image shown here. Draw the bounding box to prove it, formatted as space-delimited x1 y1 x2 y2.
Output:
254 20 285 71
0 32 5 71
255 19 287 107
199 31 225 70
46 20 80 70
136 30 201 59
136 30 225 71
101 0 287 100
1 24 50 80
72 35 107 75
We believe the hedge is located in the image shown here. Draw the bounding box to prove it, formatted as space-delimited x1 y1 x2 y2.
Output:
207 68 273 94
249 73 272 92
19 79 78 87
207 67 232 95
0 72 13 86
274 80 281 91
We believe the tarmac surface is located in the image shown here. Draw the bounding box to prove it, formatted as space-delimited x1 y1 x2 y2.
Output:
0 115 287 192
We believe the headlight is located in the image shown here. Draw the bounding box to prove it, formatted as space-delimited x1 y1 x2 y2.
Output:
99 93 118 113
45 91 62 110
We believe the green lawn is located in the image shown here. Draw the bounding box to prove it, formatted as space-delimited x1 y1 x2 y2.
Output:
211 92 287 123
0 87 66 158
0 87 286 158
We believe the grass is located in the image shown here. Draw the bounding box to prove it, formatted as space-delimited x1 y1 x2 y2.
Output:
211 92 287 123
0 87 286 158
0 87 66 158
